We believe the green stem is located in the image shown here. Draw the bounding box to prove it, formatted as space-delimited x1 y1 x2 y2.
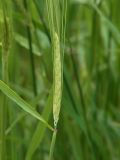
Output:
90 0 101 120
34 0 51 42
0 2 10 159
49 129 57 160
23 0 37 96
104 0 112 119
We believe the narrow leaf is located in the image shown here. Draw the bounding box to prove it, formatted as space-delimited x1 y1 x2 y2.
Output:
26 88 53 160
0 80 54 131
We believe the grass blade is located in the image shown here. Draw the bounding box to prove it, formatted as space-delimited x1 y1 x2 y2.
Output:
0 80 54 131
25 88 53 160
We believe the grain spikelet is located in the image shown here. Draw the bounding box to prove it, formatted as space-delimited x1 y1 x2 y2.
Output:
53 31 62 128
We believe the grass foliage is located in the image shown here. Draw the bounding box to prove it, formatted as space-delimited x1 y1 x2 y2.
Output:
0 0 120 159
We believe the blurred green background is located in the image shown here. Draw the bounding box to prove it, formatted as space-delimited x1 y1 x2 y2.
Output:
0 0 120 159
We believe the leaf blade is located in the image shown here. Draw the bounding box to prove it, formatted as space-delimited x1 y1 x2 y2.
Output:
0 80 54 131
25 88 53 160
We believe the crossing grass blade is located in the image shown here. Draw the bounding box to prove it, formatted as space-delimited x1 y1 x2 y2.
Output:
0 80 54 131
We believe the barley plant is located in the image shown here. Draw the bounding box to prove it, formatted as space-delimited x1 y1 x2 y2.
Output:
0 0 120 160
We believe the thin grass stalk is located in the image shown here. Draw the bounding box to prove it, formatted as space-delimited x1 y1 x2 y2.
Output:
60 0 67 94
34 0 51 42
49 129 57 160
94 1 102 121
33 0 52 81
0 1 11 159
104 0 113 119
23 0 37 96
90 0 102 120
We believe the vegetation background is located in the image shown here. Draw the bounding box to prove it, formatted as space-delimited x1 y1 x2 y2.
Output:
0 0 120 160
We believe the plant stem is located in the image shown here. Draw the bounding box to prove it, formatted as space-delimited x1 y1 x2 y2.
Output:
23 0 37 96
0 2 10 159
49 129 57 160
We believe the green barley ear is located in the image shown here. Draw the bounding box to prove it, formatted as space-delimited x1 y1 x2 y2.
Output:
46 0 67 129
46 0 67 159
53 31 62 128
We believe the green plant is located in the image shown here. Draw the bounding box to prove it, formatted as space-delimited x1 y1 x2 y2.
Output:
0 0 120 160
